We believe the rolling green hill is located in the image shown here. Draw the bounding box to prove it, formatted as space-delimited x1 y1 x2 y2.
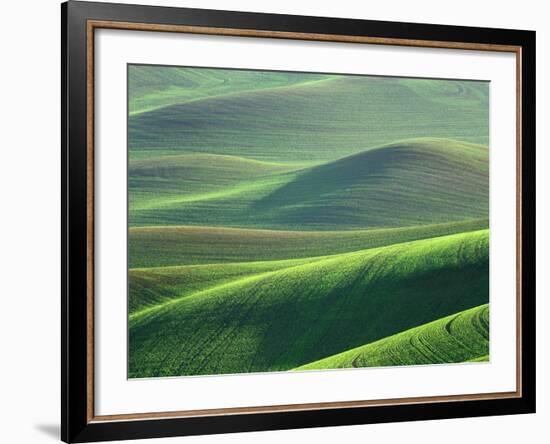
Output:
128 153 305 214
129 256 321 314
129 138 488 229
128 218 488 268
252 138 488 228
296 304 489 370
129 220 487 312
129 230 489 377
127 66 491 379
129 65 328 116
129 70 488 163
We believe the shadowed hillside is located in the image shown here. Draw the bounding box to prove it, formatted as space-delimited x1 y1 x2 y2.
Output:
129 138 488 229
129 230 489 377
253 138 489 228
297 304 489 370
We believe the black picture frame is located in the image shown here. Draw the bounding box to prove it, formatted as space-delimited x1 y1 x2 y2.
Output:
61 1 536 442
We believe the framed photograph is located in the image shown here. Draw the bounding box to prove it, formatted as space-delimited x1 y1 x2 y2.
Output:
61 1 536 442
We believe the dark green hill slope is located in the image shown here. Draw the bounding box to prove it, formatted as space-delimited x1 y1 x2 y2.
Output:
253 138 488 228
129 139 488 229
129 230 489 378
296 304 489 370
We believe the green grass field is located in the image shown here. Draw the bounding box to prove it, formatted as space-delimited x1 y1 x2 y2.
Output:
296 304 489 370
127 66 490 378
129 218 488 268
129 70 488 162
129 138 488 228
129 230 488 377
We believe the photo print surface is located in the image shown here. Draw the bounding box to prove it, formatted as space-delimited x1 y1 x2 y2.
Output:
127 65 489 379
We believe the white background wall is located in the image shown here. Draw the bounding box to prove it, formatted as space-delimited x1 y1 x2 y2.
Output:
0 1 547 443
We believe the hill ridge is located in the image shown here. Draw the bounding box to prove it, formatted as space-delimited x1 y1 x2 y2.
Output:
130 75 339 117
129 138 489 229
129 230 489 377
129 218 488 268
296 304 489 370
129 74 489 161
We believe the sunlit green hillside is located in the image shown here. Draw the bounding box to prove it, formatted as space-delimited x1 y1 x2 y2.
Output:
129 138 488 229
129 230 489 377
127 66 490 378
129 67 488 162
